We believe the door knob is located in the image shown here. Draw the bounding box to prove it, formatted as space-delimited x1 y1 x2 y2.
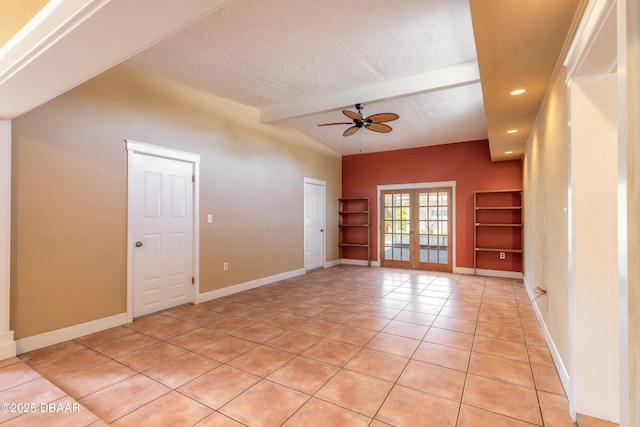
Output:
135 241 143 247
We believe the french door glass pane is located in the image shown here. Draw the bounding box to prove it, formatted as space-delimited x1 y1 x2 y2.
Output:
419 190 448 265
384 192 411 261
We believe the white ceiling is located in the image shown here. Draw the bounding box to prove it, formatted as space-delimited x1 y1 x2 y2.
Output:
0 0 582 159
124 0 488 156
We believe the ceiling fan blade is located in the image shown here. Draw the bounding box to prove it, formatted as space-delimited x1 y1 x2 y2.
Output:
318 122 353 126
342 110 362 120
367 123 393 133
367 113 399 123
343 126 360 137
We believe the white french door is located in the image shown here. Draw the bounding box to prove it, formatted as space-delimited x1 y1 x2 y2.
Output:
131 152 194 317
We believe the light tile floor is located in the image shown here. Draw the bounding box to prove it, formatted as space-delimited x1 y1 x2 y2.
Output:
2 266 581 426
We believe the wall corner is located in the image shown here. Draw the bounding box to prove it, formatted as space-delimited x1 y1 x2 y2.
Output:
0 120 16 359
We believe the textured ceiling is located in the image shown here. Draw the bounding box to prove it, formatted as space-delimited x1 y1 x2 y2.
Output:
1 0 582 159
124 0 488 156
126 0 478 107
284 85 486 155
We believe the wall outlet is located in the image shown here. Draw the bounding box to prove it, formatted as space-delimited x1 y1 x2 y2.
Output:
223 262 228 271
499 252 506 260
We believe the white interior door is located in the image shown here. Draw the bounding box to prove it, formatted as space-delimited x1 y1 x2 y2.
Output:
132 153 194 317
304 179 325 270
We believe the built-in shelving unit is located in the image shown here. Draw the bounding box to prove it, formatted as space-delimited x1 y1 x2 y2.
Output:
474 190 523 274
339 197 371 266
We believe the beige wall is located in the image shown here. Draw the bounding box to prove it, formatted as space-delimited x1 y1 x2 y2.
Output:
0 0 49 47
10 65 341 339
525 0 640 422
523 68 570 366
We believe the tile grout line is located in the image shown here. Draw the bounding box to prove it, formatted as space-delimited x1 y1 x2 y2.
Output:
13 266 573 426
455 273 486 426
515 277 548 427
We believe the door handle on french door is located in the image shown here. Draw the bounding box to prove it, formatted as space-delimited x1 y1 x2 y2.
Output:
135 241 143 247
320 229 324 232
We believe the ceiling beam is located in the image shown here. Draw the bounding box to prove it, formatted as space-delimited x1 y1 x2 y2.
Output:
0 0 231 119
260 60 480 123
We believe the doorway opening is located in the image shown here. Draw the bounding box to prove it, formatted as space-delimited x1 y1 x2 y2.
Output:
565 1 620 420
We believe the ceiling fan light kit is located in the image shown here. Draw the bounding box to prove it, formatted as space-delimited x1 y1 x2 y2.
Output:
318 103 399 137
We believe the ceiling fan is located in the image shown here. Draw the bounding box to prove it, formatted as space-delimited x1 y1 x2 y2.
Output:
318 103 399 137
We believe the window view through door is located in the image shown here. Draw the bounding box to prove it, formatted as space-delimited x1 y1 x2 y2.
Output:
382 188 451 272
382 192 411 266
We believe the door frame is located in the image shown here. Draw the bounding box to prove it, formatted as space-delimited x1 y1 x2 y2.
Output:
565 0 621 421
303 177 326 271
377 181 456 271
125 139 201 322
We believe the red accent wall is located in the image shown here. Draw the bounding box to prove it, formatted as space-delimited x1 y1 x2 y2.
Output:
341 140 523 271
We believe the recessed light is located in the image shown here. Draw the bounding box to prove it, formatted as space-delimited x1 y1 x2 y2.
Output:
505 151 513 154
511 89 526 95
507 129 518 134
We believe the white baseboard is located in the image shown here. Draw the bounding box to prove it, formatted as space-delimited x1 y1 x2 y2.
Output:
454 266 475 275
523 276 571 395
340 259 370 267
0 330 16 359
339 262 520 277
16 312 128 355
473 268 523 280
198 268 305 303
324 259 342 268
9 264 526 358
13 269 308 355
